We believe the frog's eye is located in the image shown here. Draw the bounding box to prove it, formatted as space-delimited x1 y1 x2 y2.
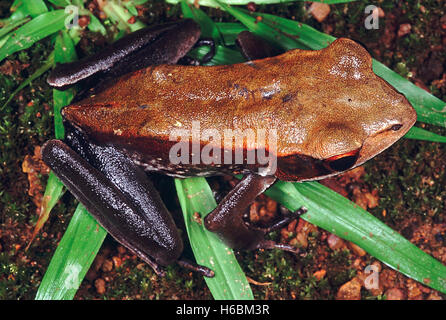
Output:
324 149 360 172
390 124 403 131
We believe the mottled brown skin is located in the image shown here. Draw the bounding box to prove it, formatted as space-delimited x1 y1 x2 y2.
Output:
63 38 417 182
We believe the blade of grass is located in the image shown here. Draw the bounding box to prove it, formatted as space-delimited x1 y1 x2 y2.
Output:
0 0 45 26
0 16 30 39
87 12 107 36
0 10 69 62
35 204 107 300
46 0 72 7
53 29 78 138
215 22 247 46
22 0 48 18
181 0 224 44
27 172 65 249
404 126 446 143
102 0 146 33
175 178 253 300
264 180 446 294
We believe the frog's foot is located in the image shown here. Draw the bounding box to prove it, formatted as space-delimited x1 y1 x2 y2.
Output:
177 258 215 278
204 174 306 254
178 38 216 66
243 207 307 254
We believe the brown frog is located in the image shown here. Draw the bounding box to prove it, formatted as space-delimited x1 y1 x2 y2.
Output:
42 19 416 276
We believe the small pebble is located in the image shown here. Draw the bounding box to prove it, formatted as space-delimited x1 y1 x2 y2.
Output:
78 15 90 28
313 269 326 281
397 23 412 37
246 2 256 12
101 259 113 272
348 242 366 257
336 278 362 300
309 3 330 23
385 288 405 300
327 233 345 250
112 256 122 268
95 278 106 295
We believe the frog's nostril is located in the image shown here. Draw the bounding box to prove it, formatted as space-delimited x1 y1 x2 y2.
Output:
324 149 360 172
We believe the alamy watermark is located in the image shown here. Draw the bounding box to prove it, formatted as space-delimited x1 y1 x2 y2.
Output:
64 5 79 30
364 5 381 30
364 264 380 290
168 121 278 176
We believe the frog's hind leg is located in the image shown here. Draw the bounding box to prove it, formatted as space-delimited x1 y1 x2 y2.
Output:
41 124 213 277
245 207 307 253
204 174 306 254
41 139 169 275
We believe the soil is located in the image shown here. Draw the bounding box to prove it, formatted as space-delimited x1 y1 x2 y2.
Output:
0 0 445 300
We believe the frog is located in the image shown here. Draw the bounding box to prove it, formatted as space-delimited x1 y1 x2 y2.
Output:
41 19 417 277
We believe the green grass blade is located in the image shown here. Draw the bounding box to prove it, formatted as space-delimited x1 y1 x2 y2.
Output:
102 1 146 33
0 10 69 62
181 0 224 44
264 181 446 294
22 0 48 18
53 30 78 138
0 16 30 39
404 126 446 143
87 12 107 36
46 0 72 7
28 172 65 248
35 204 107 300
215 22 247 46
175 178 254 300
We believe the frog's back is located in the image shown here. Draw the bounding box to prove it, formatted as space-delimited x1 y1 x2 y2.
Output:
62 38 416 179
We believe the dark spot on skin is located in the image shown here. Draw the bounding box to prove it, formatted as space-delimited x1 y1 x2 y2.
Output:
232 83 250 99
139 104 150 109
348 98 352 102
282 93 294 103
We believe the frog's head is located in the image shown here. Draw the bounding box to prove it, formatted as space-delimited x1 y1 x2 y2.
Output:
275 38 417 181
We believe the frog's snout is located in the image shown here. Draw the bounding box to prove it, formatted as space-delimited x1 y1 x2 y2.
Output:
356 100 417 166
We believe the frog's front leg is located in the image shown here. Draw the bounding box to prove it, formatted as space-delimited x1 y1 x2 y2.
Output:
204 174 306 252
42 125 213 277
